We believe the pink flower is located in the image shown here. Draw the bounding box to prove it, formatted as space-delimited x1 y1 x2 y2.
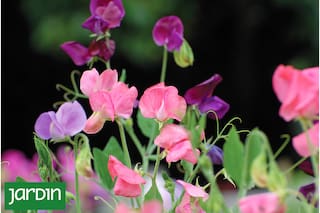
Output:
139 83 186 122
114 201 163 213
272 65 319 121
1 149 40 183
238 192 286 213
176 180 208 213
154 124 199 164
80 69 138 133
108 155 146 197
293 122 319 157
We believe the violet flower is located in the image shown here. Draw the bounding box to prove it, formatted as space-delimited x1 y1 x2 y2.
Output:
152 15 184 52
61 39 115 66
34 101 87 140
298 160 318 206
184 74 230 119
207 145 223 165
82 0 125 34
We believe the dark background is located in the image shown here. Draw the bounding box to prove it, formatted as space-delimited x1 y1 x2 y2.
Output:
2 0 318 163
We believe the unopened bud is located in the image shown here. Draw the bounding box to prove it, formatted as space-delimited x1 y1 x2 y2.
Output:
174 39 194 68
76 141 94 178
251 152 268 188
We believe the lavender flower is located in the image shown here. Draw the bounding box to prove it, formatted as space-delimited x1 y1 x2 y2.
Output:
152 16 184 52
207 145 223 165
184 74 230 119
34 101 87 140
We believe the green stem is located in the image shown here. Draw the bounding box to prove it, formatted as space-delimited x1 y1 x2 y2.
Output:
152 147 161 181
73 142 81 213
160 46 168 82
274 134 291 159
116 119 132 168
284 156 308 174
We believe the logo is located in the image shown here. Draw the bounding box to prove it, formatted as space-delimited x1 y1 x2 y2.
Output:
4 182 66 210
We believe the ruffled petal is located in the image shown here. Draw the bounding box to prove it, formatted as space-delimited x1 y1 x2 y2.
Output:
60 41 91 66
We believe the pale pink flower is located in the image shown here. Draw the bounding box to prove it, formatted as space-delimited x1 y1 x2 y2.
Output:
80 69 138 133
139 83 186 122
114 201 163 213
239 192 286 213
108 155 146 197
293 122 319 157
176 180 208 213
154 124 200 164
272 65 319 121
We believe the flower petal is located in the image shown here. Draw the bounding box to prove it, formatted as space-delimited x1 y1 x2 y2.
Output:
176 180 208 199
198 96 229 119
60 41 91 66
35 111 54 139
80 68 100 96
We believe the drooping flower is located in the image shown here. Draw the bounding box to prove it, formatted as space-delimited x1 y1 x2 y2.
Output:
238 192 286 213
272 65 319 121
154 124 199 164
108 155 146 197
56 146 110 211
34 101 87 140
114 201 163 213
82 0 125 34
184 74 230 119
152 15 184 52
139 83 186 122
292 122 319 157
207 145 223 165
80 69 138 134
61 39 115 66
1 149 40 183
176 180 209 213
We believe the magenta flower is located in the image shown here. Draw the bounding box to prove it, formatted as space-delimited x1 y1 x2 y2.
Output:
154 124 200 164
61 39 115 66
108 155 146 197
152 16 184 52
34 101 87 140
184 74 230 119
2 149 40 182
82 0 125 34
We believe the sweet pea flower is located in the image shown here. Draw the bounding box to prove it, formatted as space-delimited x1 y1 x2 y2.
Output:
108 155 146 197
207 145 223 165
114 201 163 213
184 74 230 120
176 180 209 213
34 101 87 140
80 69 138 133
272 65 319 121
152 15 184 51
56 146 110 211
238 192 286 213
82 0 125 34
61 39 115 66
154 124 199 164
1 149 40 183
139 83 186 122
292 122 319 157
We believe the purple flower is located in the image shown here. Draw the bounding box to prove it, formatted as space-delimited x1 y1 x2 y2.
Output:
82 0 125 34
152 16 184 52
61 39 115 66
184 74 230 119
34 101 87 140
207 145 223 165
299 160 314 176
299 183 317 206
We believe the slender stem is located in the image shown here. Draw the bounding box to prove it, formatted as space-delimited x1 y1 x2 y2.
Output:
106 60 111 69
73 142 81 213
284 156 308 174
160 46 168 82
152 146 161 180
274 134 291 159
116 119 132 168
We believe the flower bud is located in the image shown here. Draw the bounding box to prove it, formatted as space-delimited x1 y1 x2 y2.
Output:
267 163 287 192
173 39 194 68
250 152 268 188
76 141 94 178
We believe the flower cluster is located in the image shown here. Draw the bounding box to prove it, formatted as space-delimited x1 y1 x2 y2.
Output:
2 0 319 213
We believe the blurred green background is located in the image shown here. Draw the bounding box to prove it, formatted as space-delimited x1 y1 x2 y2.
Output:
3 0 318 161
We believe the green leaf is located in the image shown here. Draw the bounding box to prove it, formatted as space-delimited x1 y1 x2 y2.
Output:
243 128 264 187
137 109 159 139
34 136 54 181
144 180 163 202
181 160 194 179
103 136 124 164
223 126 244 187
93 148 113 190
